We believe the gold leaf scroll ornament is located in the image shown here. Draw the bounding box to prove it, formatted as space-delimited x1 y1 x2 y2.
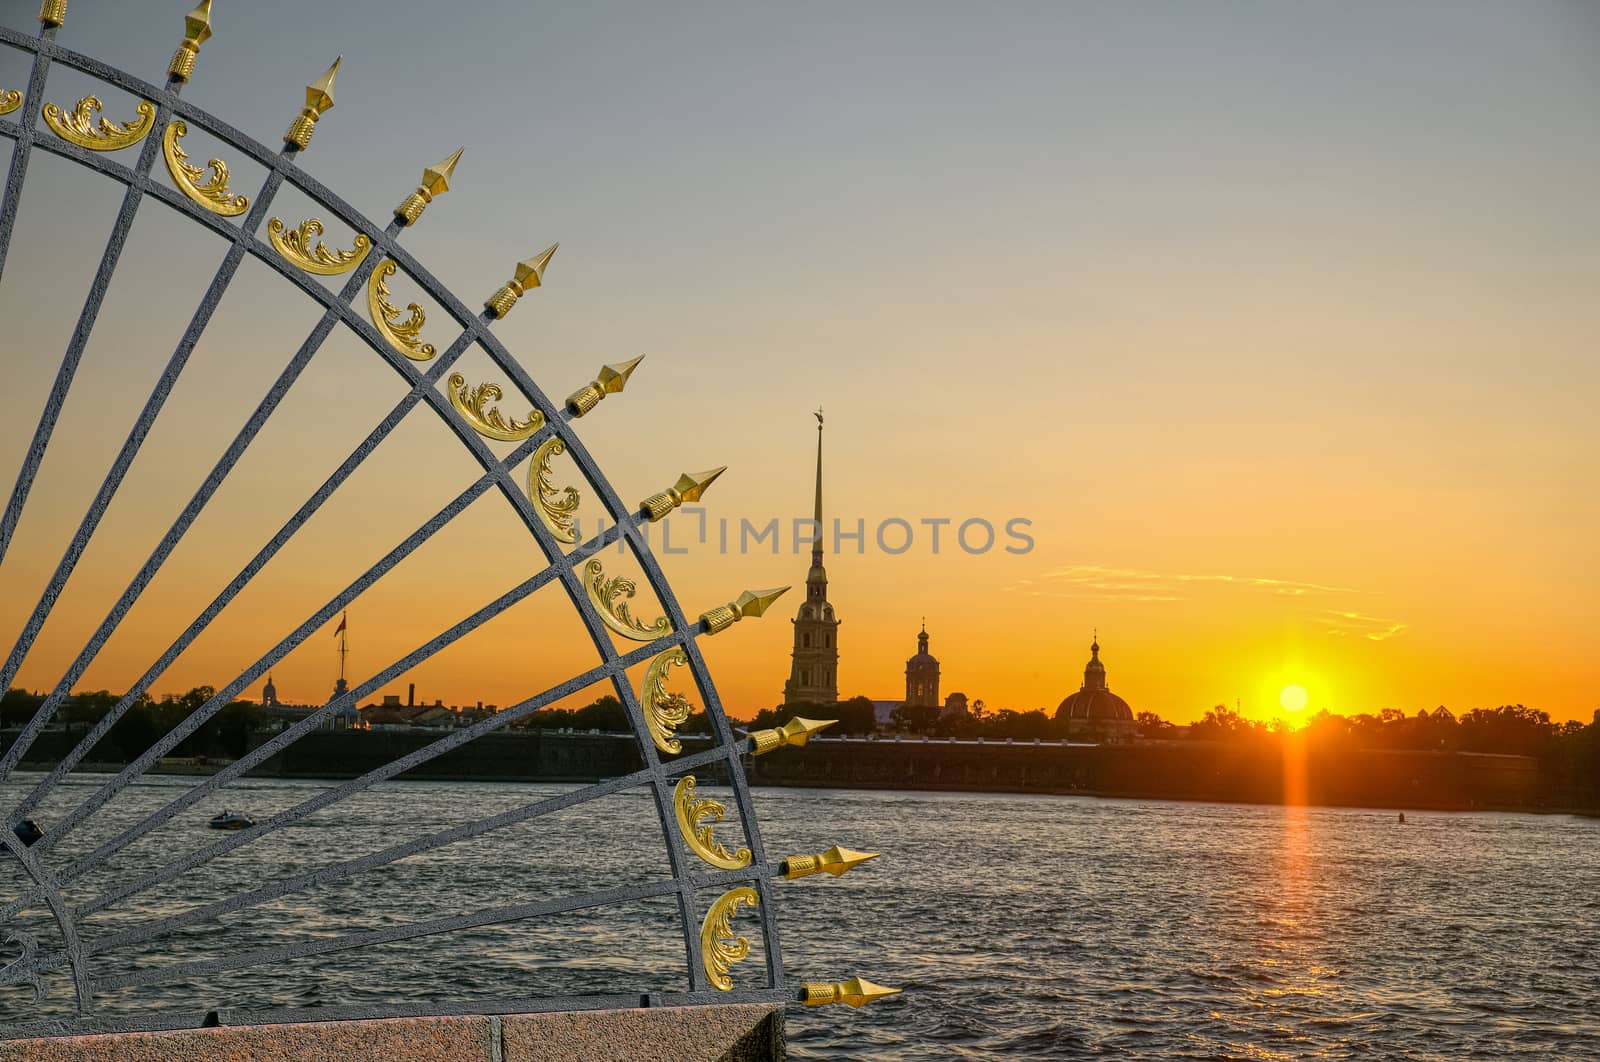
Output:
368 260 435 361
162 121 247 216
0 91 21 117
268 218 370 276
700 887 760 991
529 437 579 543
584 560 669 641
447 374 543 441
43 96 154 151
643 647 694 754
673 775 750 870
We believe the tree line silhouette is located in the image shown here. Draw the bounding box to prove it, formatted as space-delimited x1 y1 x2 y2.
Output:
5 687 1595 809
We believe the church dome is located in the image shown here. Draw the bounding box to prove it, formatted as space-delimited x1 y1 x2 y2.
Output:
1055 687 1134 721
1054 636 1134 722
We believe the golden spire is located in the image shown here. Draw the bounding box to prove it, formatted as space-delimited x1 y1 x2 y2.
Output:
485 244 558 318
749 715 835 755
284 56 341 151
168 0 214 82
566 355 644 417
640 467 725 522
395 147 463 226
698 586 788 636
780 845 878 880
801 977 902 1008
812 407 824 539
39 0 67 27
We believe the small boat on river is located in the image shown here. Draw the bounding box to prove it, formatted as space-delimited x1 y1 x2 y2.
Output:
207 810 254 830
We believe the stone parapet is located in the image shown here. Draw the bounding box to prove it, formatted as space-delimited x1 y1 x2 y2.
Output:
0 1004 785 1062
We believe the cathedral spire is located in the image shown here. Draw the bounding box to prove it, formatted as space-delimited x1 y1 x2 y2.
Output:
812 408 824 557
784 409 840 706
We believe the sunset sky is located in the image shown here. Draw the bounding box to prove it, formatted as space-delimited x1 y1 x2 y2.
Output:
0 1 1594 725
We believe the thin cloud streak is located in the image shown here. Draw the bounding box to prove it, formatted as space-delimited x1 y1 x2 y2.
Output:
1023 565 1358 600
1007 565 1407 635
1317 610 1408 641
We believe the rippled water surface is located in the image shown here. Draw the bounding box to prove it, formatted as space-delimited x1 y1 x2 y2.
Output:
3 775 1597 1059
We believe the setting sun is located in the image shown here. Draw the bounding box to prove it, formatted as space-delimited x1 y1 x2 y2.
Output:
1279 685 1310 713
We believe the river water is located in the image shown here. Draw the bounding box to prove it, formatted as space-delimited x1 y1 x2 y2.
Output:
2 775 1597 1059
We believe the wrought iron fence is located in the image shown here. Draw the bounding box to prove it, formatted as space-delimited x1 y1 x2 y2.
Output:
0 0 894 1038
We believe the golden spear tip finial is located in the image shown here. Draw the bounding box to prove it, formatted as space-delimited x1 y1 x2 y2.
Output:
168 0 215 81
641 466 727 522
316 55 343 94
39 0 67 27
734 586 788 617
600 354 645 390
697 586 789 636
567 355 645 417
750 715 836 755
802 977 901 1009
690 466 729 496
396 147 467 225
485 244 558 318
285 56 342 150
432 147 465 183
781 845 879 880
185 0 214 36
517 243 559 286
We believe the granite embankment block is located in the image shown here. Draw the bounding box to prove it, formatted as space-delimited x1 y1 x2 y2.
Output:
0 1005 785 1061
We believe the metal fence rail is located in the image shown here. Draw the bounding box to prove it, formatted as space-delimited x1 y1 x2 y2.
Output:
0 4 889 1037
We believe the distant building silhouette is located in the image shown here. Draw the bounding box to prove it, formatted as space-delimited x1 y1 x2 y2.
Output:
784 411 839 705
942 691 969 721
1055 634 1136 740
904 622 940 707
258 659 358 731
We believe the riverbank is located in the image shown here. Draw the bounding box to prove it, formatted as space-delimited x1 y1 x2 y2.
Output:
14 727 1592 814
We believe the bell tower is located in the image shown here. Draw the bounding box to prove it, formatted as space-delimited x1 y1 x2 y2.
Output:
904 621 940 707
783 410 840 705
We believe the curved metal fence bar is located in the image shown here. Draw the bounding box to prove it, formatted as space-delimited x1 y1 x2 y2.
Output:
0 830 89 1015
8 330 498 823
0 219 394 783
0 504 631 914
74 696 748 926
89 850 778 994
59 537 643 895
0 38 182 569
0 20 58 282
85 771 658 957
3 622 639 929
0 10 798 1030
0 152 295 781
93 879 692 994
75 752 778 971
